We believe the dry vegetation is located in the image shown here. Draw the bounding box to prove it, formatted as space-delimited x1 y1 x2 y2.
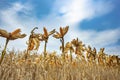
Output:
0 26 120 80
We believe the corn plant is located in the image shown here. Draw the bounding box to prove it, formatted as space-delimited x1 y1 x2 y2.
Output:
0 27 120 80
41 27 55 57
85 45 92 62
26 27 41 59
92 47 97 61
53 26 69 59
0 28 26 65
98 48 106 65
64 42 74 62
26 27 40 51
71 38 85 61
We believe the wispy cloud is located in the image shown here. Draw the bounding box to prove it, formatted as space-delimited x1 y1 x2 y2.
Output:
0 2 33 50
0 2 36 31
0 0 120 54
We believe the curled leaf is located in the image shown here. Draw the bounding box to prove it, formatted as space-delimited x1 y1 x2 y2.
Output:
31 27 38 34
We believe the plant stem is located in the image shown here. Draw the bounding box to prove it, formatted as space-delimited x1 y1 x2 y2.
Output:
44 40 47 58
70 50 72 62
0 38 9 65
61 37 65 59
62 37 64 53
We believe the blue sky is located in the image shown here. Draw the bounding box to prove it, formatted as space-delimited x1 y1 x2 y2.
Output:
0 0 120 55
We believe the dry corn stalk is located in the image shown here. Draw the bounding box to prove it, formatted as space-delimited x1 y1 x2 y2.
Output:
98 48 106 65
86 46 97 63
64 42 74 62
71 38 85 60
41 27 55 57
0 28 26 65
53 26 69 59
26 27 42 59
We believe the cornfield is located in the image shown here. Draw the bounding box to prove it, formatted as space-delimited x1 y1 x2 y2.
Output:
0 27 120 80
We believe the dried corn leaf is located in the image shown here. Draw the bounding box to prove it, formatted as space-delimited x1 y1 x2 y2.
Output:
60 27 63 36
43 27 48 37
28 40 35 50
63 26 69 36
31 27 38 34
11 28 21 36
33 38 40 50
49 29 55 36
0 29 9 38
53 32 62 39
10 34 26 40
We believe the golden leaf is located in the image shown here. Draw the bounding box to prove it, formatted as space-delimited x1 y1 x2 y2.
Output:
10 34 26 40
0 28 26 40
49 29 55 36
0 29 9 38
60 27 63 36
43 27 48 37
64 47 69 53
33 38 40 50
27 36 40 51
53 32 62 39
28 40 35 50
64 42 74 53
65 42 71 48
71 38 79 46
11 28 21 36
63 26 69 36
53 26 69 39
19 34 26 38
38 33 43 41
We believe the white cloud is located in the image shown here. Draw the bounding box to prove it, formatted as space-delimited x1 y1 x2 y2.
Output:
50 0 114 25
0 0 120 54
67 27 120 51
0 2 34 51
